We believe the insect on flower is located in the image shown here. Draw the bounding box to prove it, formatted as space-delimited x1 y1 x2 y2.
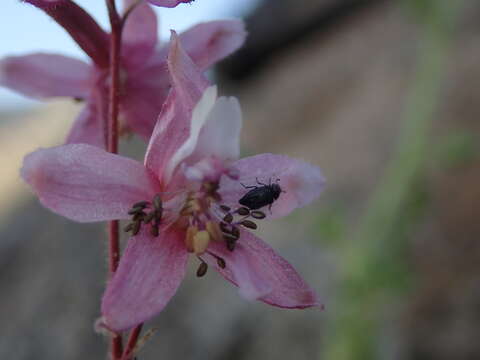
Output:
239 178 283 211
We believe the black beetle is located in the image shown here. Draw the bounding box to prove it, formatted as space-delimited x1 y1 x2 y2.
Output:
238 178 282 210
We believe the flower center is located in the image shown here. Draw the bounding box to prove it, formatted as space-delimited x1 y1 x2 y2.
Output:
124 182 268 279
177 181 268 277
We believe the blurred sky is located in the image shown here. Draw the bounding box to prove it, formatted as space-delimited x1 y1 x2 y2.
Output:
0 0 258 110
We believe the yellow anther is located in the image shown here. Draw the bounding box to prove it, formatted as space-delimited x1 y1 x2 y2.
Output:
193 230 210 255
206 221 223 242
185 225 198 252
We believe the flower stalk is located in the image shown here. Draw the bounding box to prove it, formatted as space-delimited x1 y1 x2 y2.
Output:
105 2 148 358
106 0 125 358
121 324 143 360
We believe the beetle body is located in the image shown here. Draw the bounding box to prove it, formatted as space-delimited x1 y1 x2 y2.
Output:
239 182 282 210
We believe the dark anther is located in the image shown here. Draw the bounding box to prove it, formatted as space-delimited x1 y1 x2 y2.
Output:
207 251 227 268
223 232 239 241
143 212 155 224
241 220 257 230
219 222 231 234
236 207 250 216
128 206 144 215
126 195 163 237
217 257 226 269
231 226 240 238
132 212 146 221
223 213 233 224
153 194 162 211
196 262 208 277
150 226 159 237
132 201 149 209
250 210 266 219
132 220 141 235
226 240 236 252
124 223 134 232
220 205 231 212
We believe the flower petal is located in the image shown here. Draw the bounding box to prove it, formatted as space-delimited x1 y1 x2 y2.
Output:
21 144 159 222
164 85 217 179
66 99 106 148
144 31 208 180
24 1 110 67
219 154 325 219
121 65 171 140
178 20 247 70
146 0 192 7
167 31 210 109
190 94 242 163
122 0 158 68
101 227 188 331
66 76 108 148
204 230 321 309
0 53 90 99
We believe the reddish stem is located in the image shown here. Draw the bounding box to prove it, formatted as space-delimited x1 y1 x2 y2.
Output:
106 1 146 359
106 0 123 359
121 325 143 360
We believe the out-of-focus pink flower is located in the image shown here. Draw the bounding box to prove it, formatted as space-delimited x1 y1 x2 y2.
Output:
146 0 193 7
21 33 325 331
1 0 246 148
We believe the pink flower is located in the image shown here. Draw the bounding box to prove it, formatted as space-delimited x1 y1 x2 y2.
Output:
21 32 325 331
146 0 193 7
1 0 246 148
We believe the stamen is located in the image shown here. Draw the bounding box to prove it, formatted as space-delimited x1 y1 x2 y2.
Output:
219 205 231 212
132 220 141 235
219 222 231 234
132 200 149 209
196 261 208 277
143 212 155 224
226 240 236 252
241 220 257 230
223 232 239 241
206 221 223 242
125 194 164 237
217 257 226 268
250 210 266 219
222 213 233 223
150 226 159 237
206 251 227 269
230 226 240 238
185 225 198 252
236 207 250 216
128 207 144 215
132 212 145 221
192 230 210 255
153 194 162 211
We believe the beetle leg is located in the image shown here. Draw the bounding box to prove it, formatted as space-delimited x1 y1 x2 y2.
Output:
240 182 257 189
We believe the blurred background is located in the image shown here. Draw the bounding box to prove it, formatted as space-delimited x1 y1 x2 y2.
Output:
1 0 480 359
